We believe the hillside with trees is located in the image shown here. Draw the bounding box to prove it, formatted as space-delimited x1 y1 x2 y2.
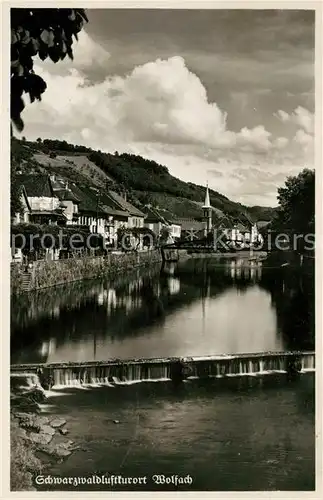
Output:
11 137 277 224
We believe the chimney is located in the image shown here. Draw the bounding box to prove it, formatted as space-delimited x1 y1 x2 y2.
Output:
124 191 127 202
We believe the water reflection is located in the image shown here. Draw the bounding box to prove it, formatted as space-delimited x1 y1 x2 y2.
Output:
11 257 314 365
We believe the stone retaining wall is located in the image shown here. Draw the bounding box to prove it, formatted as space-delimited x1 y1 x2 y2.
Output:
11 250 162 295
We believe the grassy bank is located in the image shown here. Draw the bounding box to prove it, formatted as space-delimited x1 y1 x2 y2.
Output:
10 415 42 491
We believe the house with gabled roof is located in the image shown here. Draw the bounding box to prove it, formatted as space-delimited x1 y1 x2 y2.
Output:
51 179 130 245
12 186 31 225
144 206 169 237
143 206 182 243
105 190 146 229
50 176 81 225
14 174 66 225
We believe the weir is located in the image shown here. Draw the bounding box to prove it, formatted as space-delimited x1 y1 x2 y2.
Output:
10 351 315 389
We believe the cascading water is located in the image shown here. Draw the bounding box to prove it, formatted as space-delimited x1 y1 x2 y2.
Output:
49 362 172 388
301 354 315 372
10 352 315 390
10 372 42 390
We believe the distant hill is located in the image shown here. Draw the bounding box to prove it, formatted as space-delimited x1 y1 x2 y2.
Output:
11 137 277 224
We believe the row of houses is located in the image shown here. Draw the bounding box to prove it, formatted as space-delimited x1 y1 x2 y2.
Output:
12 174 183 260
12 174 265 261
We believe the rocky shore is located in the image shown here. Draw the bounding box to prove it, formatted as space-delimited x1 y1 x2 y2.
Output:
10 376 78 491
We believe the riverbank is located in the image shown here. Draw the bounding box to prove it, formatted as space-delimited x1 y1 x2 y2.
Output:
10 249 270 295
10 377 79 491
11 249 165 295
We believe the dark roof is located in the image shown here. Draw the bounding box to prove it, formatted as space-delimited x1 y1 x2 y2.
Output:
256 220 271 229
68 185 129 218
107 191 145 217
49 175 126 217
175 218 206 231
55 188 80 203
98 193 130 218
17 174 55 198
68 184 105 214
144 206 169 224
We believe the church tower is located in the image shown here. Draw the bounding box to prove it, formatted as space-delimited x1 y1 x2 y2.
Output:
202 183 212 236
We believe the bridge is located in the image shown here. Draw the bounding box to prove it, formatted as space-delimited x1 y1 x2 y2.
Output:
161 238 215 262
11 351 315 390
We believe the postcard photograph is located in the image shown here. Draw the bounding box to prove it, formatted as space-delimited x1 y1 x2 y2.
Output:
7 3 317 494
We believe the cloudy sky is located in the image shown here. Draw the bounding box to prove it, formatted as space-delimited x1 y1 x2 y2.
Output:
21 9 315 207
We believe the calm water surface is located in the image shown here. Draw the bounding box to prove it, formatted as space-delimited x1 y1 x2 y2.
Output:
38 374 315 491
11 257 314 363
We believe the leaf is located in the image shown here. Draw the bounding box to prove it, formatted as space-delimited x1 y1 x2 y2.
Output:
47 30 55 48
40 29 50 45
11 59 20 69
11 30 19 45
19 53 33 71
17 64 24 77
11 76 24 97
68 9 76 21
38 49 48 61
78 9 89 23
48 47 60 63
11 44 19 62
67 48 74 61
11 95 25 117
28 37 40 56
20 30 30 45
75 13 84 29
22 77 31 92
12 116 24 133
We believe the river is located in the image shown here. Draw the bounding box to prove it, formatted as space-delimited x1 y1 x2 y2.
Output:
11 256 314 363
11 256 315 491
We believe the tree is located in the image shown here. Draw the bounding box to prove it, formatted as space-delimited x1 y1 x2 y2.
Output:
11 168 23 218
11 8 88 132
273 168 315 252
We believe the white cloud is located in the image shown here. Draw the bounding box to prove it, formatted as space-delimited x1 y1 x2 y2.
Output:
293 106 314 134
293 129 314 153
237 126 272 151
275 105 314 134
21 54 314 206
24 55 278 151
276 110 290 122
274 105 314 161
273 137 289 149
35 30 111 77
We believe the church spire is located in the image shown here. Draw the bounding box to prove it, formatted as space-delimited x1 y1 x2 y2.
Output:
202 182 211 209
